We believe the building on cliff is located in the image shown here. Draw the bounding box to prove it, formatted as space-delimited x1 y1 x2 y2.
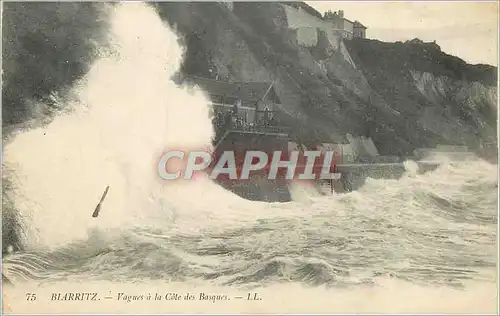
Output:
323 10 366 39
353 21 367 39
281 4 367 50
182 76 286 141
282 4 339 48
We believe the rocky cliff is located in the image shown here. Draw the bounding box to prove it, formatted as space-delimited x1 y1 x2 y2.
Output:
154 2 497 161
2 2 498 161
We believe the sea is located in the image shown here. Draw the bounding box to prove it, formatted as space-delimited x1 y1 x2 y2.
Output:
2 2 498 314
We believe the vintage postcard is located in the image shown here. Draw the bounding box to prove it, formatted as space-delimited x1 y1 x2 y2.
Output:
1 1 498 314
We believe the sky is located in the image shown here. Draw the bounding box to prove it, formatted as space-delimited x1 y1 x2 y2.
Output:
306 1 499 66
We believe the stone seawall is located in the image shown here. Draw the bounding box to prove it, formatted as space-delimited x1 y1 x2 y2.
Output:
213 130 292 202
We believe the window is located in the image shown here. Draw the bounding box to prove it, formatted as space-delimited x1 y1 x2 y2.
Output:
242 99 256 107
224 96 239 105
210 94 223 104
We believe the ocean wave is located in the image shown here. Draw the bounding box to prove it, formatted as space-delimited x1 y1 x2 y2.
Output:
4 160 497 290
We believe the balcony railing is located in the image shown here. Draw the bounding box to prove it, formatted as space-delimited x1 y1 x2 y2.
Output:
228 123 290 135
213 121 290 144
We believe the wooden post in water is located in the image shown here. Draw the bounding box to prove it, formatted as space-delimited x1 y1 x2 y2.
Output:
92 186 110 218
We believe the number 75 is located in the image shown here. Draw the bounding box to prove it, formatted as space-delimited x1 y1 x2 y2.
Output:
25 293 37 301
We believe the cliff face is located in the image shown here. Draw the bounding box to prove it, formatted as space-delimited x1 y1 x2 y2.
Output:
2 2 497 161
155 2 497 161
345 39 497 160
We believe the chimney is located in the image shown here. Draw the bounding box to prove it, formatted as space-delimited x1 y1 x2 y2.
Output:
338 10 344 18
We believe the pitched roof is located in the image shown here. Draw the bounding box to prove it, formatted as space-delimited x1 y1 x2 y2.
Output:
343 18 354 25
353 20 367 29
282 2 323 19
183 75 281 104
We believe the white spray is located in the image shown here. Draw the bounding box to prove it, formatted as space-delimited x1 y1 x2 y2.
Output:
3 3 219 248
